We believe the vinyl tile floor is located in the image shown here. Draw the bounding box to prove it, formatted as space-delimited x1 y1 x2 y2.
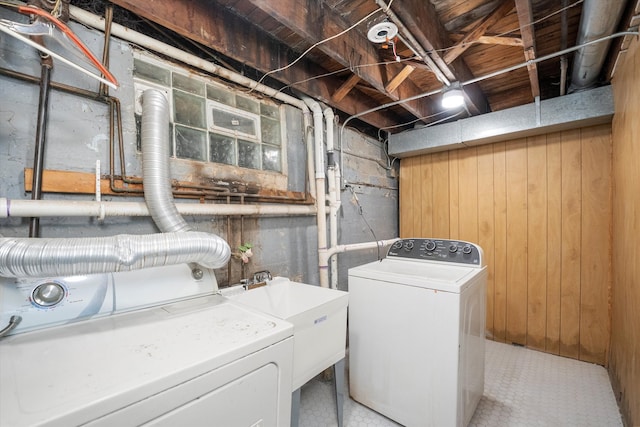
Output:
298 340 622 427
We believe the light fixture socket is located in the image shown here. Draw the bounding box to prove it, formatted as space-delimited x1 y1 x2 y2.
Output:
441 83 465 109
367 21 398 43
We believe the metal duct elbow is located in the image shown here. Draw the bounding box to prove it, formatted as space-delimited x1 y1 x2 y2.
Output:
569 0 626 91
0 232 230 278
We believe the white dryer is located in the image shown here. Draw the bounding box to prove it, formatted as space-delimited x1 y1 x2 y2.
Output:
348 238 487 427
0 265 294 427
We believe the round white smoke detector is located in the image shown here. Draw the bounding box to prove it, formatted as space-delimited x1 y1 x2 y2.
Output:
367 21 399 43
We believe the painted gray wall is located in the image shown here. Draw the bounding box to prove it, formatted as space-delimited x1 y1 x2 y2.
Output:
0 10 398 289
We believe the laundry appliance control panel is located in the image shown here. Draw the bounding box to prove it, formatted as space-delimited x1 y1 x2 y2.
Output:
387 238 483 266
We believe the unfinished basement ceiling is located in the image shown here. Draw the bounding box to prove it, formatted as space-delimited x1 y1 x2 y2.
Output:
74 0 638 131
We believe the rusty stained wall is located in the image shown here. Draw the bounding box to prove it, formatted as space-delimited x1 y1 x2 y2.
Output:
0 9 398 287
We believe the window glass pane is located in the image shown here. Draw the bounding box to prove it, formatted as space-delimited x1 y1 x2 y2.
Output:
210 108 257 136
262 146 281 172
175 125 206 161
209 133 236 165
172 73 204 96
238 140 260 169
174 90 206 128
260 103 279 119
133 59 171 86
236 95 259 114
261 117 281 145
207 84 235 106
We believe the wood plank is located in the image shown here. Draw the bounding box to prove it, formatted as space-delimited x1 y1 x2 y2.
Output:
579 125 611 364
23 169 309 201
420 155 434 237
412 155 424 235
477 144 495 339
385 65 416 94
559 129 582 359
458 147 479 244
331 74 360 103
515 0 541 98
432 151 450 238
526 135 547 351
493 142 508 342
545 132 563 354
451 34 524 47
448 149 460 238
505 139 528 345
444 0 515 64
399 157 415 237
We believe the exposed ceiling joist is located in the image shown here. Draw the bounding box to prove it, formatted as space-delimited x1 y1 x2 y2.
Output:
515 0 540 98
331 74 361 103
242 0 438 120
391 0 490 115
109 0 401 128
450 34 524 47
385 65 416 93
443 0 515 64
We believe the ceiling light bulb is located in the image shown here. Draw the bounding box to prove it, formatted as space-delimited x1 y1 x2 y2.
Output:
441 86 465 109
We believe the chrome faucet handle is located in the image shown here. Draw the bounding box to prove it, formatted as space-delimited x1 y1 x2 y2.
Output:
252 270 272 283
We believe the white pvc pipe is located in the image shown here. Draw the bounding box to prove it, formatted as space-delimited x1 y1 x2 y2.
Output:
324 107 342 289
302 97 329 288
0 198 317 218
318 238 401 276
69 6 307 111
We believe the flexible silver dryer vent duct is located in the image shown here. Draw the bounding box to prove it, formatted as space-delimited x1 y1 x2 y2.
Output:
570 0 626 91
141 89 191 233
0 91 230 278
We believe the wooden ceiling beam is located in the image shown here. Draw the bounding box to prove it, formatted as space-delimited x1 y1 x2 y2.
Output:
109 0 400 129
242 0 438 121
391 0 490 115
332 74 361 103
515 0 540 98
443 0 515 64
385 65 416 93
451 34 524 47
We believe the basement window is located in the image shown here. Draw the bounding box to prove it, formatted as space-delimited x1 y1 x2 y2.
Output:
133 54 283 173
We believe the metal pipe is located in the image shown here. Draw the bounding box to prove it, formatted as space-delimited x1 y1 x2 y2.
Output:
570 0 627 91
28 59 52 237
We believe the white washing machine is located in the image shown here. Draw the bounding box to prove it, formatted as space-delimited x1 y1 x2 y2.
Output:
348 238 487 427
0 265 294 427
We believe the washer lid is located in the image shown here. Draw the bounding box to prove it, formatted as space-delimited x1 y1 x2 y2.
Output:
348 258 486 293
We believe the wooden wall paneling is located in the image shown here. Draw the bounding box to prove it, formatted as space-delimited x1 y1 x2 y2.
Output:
420 155 434 237
559 129 582 359
579 125 612 365
432 151 451 238
448 150 460 238
545 133 563 354
505 139 528 345
493 142 508 342
458 147 479 244
412 156 424 236
477 144 496 338
399 157 415 237
610 36 640 426
526 135 548 351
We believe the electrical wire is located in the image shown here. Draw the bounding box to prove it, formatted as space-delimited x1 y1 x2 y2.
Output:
255 6 386 87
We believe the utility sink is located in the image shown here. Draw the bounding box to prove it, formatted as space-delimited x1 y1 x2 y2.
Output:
226 277 348 389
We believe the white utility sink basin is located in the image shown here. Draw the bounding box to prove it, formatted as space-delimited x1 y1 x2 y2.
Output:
227 277 348 390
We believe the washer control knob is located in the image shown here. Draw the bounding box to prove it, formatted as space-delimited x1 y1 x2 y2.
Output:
391 241 403 250
463 244 473 254
425 240 437 251
32 282 65 308
404 241 415 251
448 244 458 253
